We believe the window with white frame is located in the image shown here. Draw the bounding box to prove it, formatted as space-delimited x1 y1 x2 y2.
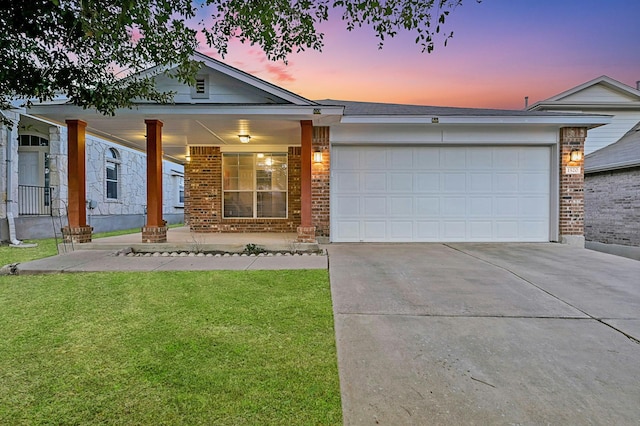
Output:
172 173 184 206
222 153 288 218
106 148 120 199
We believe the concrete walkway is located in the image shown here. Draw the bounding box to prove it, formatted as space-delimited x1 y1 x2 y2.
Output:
9 228 326 273
13 250 327 273
328 243 640 425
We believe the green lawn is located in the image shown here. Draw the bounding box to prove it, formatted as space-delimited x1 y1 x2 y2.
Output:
0 270 342 425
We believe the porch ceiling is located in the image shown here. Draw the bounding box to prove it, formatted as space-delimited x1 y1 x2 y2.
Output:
26 103 343 164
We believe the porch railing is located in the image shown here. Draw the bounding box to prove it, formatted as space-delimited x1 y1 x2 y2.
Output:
18 185 54 216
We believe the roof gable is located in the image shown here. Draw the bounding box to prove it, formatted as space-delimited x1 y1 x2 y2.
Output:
530 76 640 108
142 52 317 106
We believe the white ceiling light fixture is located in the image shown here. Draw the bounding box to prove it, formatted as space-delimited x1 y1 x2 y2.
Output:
238 134 251 144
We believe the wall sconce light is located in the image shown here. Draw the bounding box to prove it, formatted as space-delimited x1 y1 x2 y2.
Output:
238 134 251 144
313 151 323 163
569 149 582 162
184 155 191 163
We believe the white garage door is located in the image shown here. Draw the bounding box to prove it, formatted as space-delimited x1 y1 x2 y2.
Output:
331 146 551 242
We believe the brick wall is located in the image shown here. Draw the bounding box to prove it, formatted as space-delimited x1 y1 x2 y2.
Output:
185 146 301 233
311 127 330 237
585 167 640 246
559 127 586 237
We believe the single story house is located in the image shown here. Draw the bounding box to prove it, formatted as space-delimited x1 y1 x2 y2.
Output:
584 122 640 260
14 52 609 245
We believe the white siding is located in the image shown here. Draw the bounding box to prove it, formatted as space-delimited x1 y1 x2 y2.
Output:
153 68 288 104
585 111 640 154
558 85 639 103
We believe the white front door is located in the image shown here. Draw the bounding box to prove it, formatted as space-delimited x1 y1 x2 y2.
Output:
331 146 551 242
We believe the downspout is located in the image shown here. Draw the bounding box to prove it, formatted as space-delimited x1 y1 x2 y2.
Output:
1 110 22 245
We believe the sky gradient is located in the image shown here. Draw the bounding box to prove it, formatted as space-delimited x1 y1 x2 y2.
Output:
197 0 640 110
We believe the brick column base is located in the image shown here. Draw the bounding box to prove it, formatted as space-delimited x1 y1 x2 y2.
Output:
142 226 168 243
297 225 316 243
62 226 93 243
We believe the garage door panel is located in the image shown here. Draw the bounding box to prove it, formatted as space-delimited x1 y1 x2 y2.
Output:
363 149 387 168
495 173 519 192
520 197 548 216
335 172 360 191
336 196 360 216
495 197 519 216
468 197 493 216
389 173 413 191
416 197 440 216
441 148 466 169
416 221 440 238
363 197 386 216
332 146 551 242
389 149 413 168
520 172 549 192
496 221 519 238
335 148 360 169
415 173 440 192
442 197 466 216
389 197 413 217
520 221 547 238
494 148 521 168
520 149 549 169
443 173 467 192
336 221 361 240
364 172 386 191
443 221 467 239
467 148 493 168
469 173 493 192
363 221 386 239
416 148 440 168
470 221 493 239
390 221 413 239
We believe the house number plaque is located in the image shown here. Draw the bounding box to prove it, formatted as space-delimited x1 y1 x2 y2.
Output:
565 166 581 175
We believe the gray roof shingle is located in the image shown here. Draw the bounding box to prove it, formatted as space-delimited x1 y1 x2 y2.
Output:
316 99 591 117
585 121 640 172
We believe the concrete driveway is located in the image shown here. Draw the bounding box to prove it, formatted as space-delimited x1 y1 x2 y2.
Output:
327 243 640 425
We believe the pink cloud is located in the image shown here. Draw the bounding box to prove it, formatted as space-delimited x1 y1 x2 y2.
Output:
264 63 296 83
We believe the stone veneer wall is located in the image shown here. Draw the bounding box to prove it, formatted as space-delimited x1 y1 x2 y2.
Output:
3 119 185 240
559 127 586 240
39 126 185 219
585 167 640 246
185 146 301 232
311 126 330 237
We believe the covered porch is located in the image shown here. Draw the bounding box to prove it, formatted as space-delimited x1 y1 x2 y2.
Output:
28 103 342 245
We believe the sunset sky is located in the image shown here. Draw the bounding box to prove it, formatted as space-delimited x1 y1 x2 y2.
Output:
197 0 640 110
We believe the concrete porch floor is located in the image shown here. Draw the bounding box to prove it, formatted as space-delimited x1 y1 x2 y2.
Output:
62 227 319 253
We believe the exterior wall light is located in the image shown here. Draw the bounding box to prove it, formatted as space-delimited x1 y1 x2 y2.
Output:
569 149 582 162
313 151 323 163
238 134 251 143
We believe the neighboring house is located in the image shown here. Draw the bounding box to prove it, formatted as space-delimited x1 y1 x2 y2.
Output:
0 110 184 241
584 122 640 260
530 75 640 259
528 75 640 154
12 52 608 245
